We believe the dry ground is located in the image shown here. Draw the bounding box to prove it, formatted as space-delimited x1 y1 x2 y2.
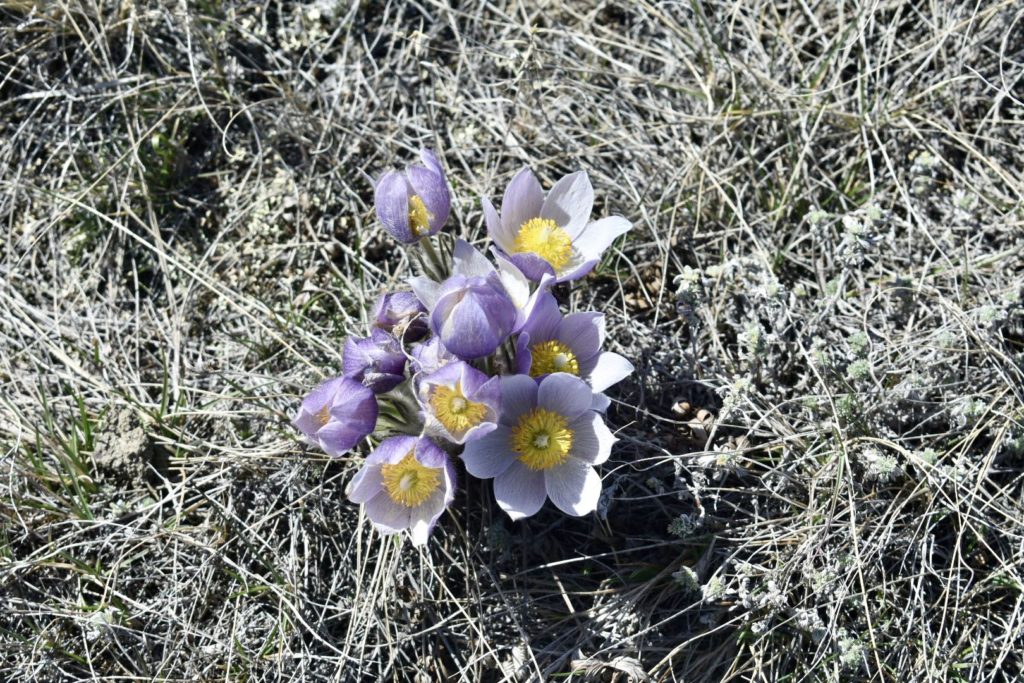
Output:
2 1 1023 681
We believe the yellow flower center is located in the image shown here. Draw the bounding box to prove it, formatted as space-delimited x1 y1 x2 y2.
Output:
529 340 580 377
408 195 433 236
380 451 441 507
513 217 573 271
314 404 331 428
429 382 488 436
510 408 574 471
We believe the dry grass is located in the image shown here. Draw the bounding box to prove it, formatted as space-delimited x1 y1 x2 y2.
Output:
2 1 1023 681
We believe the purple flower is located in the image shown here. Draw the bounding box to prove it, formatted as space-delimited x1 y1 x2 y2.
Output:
292 376 379 456
409 336 458 375
417 361 501 445
483 167 632 282
371 291 428 341
374 149 451 244
346 436 455 546
515 291 633 393
409 240 522 360
343 330 406 393
461 373 615 520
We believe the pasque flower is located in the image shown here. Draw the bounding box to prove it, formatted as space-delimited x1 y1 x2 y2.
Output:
410 240 526 360
375 149 451 243
515 291 634 393
371 291 428 341
346 436 455 545
461 373 615 520
343 329 406 393
483 168 632 282
292 376 379 456
417 361 500 445
409 336 458 376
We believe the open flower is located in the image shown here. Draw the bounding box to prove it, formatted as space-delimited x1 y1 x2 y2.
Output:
292 376 379 456
346 436 455 545
515 291 633 393
483 168 632 282
343 329 406 393
461 373 615 520
374 149 451 243
417 361 500 445
371 291 428 341
409 239 523 360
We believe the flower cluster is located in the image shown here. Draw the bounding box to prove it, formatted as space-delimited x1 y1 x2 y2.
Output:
293 149 633 545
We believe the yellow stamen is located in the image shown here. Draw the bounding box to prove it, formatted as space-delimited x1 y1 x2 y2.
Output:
380 451 441 507
429 382 488 436
315 404 331 428
510 408 574 471
408 195 433 236
529 340 579 377
513 217 573 271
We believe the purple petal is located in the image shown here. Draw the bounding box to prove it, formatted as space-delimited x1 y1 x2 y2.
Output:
374 170 414 243
540 171 593 238
367 435 418 466
514 332 533 375
418 148 444 177
346 463 383 504
507 251 555 283
537 373 593 419
568 411 615 465
413 436 449 469
316 420 365 456
544 458 601 516
591 393 611 413
461 426 516 479
494 461 547 521
407 164 450 233
521 291 562 342
365 493 411 533
501 167 544 238
582 352 634 392
493 249 531 309
555 312 603 363
572 216 631 261
499 375 539 425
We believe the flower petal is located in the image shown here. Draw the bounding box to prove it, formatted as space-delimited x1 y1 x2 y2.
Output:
572 216 632 261
583 352 634 393
554 256 599 283
508 251 555 283
499 374 539 425
374 170 414 243
591 392 611 413
540 171 594 238
406 165 450 232
555 311 603 362
364 493 411 533
346 464 383 504
493 249 530 309
522 291 562 342
537 373 593 419
408 275 441 312
545 458 601 516
452 239 494 280
484 196 514 253
494 461 547 521
501 167 544 238
461 426 515 479
568 411 615 465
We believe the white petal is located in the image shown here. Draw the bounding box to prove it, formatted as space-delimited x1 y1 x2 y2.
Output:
586 352 634 392
573 216 632 261
545 458 601 516
483 197 514 253
540 171 594 238
494 250 531 310
408 276 441 311
452 238 494 279
568 411 616 465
